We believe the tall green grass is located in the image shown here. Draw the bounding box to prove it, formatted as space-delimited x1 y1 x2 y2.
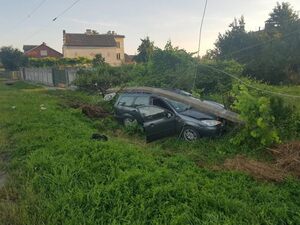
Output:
0 81 300 225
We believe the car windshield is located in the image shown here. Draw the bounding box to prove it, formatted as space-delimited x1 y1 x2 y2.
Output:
167 99 191 112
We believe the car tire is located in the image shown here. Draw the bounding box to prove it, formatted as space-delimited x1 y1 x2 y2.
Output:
182 126 199 141
123 117 136 127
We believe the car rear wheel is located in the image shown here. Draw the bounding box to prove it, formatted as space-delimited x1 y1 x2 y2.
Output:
123 117 136 127
182 126 199 141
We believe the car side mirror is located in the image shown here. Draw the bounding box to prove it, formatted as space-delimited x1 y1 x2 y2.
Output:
166 112 172 118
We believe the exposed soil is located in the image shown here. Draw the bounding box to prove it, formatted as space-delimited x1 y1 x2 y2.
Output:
62 100 112 119
270 141 300 178
223 155 285 182
222 141 300 182
81 105 111 119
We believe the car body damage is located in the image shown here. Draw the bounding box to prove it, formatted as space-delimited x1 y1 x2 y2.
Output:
111 88 229 142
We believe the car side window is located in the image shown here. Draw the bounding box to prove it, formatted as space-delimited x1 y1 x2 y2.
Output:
134 96 150 106
118 96 135 106
152 97 172 111
138 106 166 121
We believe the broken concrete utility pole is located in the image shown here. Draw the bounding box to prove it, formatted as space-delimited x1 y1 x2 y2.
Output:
108 86 243 124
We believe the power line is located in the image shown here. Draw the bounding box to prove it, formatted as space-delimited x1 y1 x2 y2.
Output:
197 0 208 58
192 0 208 90
4 0 48 37
52 0 81 21
198 63 300 99
27 0 48 18
23 0 81 43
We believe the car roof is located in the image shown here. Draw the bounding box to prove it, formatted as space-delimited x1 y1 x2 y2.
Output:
119 92 153 97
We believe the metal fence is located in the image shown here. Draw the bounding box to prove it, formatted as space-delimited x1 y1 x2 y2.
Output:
20 67 79 87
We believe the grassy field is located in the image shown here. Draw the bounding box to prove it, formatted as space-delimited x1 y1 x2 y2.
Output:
0 80 300 225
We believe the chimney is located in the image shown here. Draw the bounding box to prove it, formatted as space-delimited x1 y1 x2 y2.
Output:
63 30 66 45
86 29 92 35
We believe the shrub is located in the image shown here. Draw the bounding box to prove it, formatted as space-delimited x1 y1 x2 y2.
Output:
74 64 131 96
28 57 92 68
195 60 244 95
270 96 300 139
231 84 280 147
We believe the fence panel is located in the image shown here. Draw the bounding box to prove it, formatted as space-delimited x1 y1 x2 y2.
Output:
20 67 79 87
24 68 54 86
52 68 67 87
66 68 78 86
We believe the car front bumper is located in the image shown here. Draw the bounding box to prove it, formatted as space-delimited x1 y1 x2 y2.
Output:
196 124 224 137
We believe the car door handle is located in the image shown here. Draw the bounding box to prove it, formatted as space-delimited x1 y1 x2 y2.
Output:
149 123 155 127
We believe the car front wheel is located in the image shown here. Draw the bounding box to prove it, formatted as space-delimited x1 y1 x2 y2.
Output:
182 126 199 141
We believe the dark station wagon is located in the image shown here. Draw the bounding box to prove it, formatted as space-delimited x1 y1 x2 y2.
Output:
114 92 225 142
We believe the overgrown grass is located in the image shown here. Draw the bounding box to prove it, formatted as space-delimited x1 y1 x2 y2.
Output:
0 81 300 225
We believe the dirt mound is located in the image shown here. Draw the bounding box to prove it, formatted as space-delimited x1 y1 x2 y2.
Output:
61 100 111 119
270 141 300 178
81 105 111 118
223 141 300 182
224 155 284 182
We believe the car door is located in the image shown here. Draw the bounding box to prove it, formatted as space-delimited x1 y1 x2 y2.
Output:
115 95 137 119
138 106 177 142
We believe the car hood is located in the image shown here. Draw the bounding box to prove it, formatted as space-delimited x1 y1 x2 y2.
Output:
179 109 215 120
178 99 224 120
202 100 225 109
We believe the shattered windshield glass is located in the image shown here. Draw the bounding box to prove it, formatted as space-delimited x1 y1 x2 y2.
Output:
167 99 191 112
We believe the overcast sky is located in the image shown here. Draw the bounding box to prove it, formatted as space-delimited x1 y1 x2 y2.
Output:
0 0 299 55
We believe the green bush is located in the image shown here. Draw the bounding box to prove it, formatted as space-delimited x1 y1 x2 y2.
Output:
74 64 131 96
231 84 280 147
195 60 244 95
28 57 92 68
270 96 300 139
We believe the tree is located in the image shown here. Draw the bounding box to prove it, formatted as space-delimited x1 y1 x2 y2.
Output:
134 37 155 63
214 16 257 62
0 46 28 70
92 54 106 67
265 2 299 33
209 2 300 84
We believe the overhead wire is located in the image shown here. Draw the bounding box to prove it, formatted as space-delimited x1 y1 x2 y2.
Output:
192 0 208 90
52 0 81 21
27 0 48 18
197 63 300 99
22 0 81 43
4 0 48 37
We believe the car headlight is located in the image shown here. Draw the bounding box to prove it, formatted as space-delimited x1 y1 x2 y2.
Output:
199 120 221 127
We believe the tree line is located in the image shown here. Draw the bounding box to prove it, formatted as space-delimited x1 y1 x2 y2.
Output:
1 2 299 86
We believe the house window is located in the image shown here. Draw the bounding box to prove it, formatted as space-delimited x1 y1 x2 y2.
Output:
116 53 121 60
116 42 121 48
40 50 48 56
